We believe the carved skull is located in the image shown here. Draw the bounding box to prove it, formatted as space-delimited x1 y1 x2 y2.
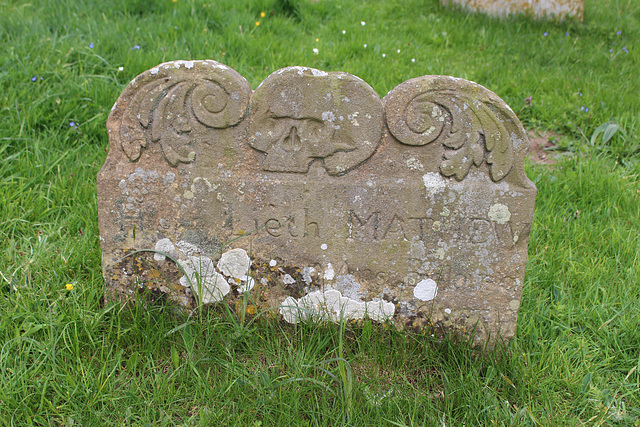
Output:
248 67 383 176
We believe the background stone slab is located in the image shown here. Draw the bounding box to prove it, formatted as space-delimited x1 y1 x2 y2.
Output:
441 0 584 21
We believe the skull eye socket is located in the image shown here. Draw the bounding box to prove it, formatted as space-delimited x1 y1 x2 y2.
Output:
309 122 322 134
263 114 288 138
304 119 325 136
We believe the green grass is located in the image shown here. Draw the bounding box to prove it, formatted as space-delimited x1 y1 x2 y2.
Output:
1 0 639 424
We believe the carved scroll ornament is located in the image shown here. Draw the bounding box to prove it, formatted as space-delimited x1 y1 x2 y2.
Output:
384 76 529 184
116 60 251 166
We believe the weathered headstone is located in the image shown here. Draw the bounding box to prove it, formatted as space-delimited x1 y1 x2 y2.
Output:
98 60 536 345
441 0 584 21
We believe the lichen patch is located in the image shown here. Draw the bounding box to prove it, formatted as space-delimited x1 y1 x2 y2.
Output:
179 256 230 304
217 248 251 279
279 289 395 323
323 263 335 280
488 203 511 224
154 238 175 261
414 279 438 301
422 172 446 196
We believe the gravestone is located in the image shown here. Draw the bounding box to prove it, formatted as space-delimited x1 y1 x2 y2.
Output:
98 60 537 346
441 0 584 21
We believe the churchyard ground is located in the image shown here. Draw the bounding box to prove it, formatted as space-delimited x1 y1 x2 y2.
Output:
0 0 638 424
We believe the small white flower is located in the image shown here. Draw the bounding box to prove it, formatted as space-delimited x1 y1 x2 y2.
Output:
313 48 319 54
363 44 367 48
118 66 124 71
382 53 386 57
411 58 416 63
342 30 346 34
360 21 366 26
397 49 401 53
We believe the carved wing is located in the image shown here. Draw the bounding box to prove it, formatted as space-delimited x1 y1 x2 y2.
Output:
384 76 527 184
113 60 251 166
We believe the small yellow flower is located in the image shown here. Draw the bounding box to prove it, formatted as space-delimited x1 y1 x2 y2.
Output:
65 283 74 291
315 38 319 42
255 21 260 26
172 0 177 2
260 12 266 18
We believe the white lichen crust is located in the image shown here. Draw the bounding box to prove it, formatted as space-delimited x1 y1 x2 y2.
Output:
279 290 395 324
178 256 230 304
217 248 251 279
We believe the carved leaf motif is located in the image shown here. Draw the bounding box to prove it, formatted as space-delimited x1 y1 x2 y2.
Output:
121 138 148 162
440 96 513 182
480 101 514 182
116 61 251 166
384 77 525 184
440 136 484 180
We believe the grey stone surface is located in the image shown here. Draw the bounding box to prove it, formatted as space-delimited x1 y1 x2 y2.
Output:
441 0 584 21
98 60 537 346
